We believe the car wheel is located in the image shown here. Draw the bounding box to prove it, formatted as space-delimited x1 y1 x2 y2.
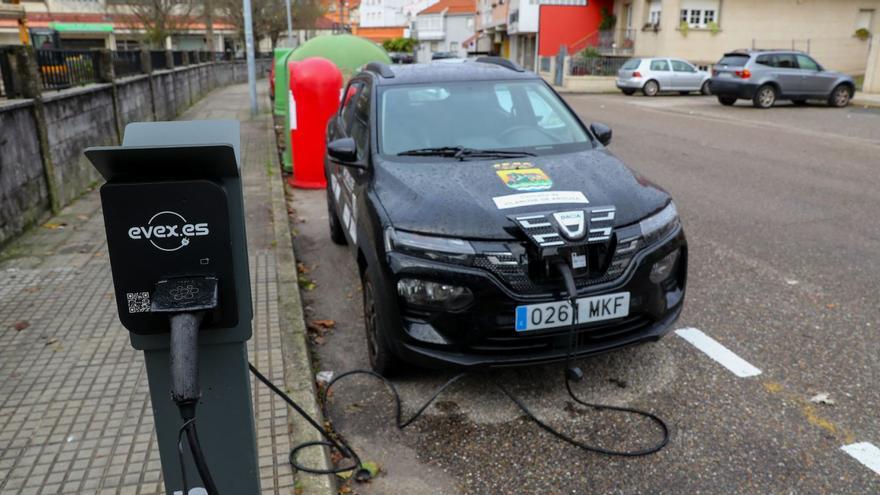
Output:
718 96 737 106
327 192 347 245
752 84 776 109
622 89 636 95
701 81 712 95
642 80 659 96
362 265 403 376
828 84 852 108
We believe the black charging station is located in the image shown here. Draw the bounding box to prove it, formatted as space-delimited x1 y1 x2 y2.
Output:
85 121 261 494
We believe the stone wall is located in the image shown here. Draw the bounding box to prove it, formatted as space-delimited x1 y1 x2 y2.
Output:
0 59 270 247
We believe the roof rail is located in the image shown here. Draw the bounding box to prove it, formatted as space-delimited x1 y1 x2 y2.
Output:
364 61 395 78
475 56 525 72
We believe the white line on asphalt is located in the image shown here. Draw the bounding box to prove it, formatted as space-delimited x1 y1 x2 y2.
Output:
842 442 880 476
675 327 762 378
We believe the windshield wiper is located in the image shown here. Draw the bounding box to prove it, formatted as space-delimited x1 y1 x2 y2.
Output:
453 148 537 161
397 146 463 157
397 146 537 160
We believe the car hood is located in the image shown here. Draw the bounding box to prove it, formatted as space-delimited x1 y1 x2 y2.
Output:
374 149 671 240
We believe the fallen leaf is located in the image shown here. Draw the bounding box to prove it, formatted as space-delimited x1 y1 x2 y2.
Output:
13 321 29 331
42 222 67 230
312 319 335 329
312 336 326 345
23 287 40 293
45 337 58 345
361 461 381 478
77 215 88 221
825 303 837 309
297 262 309 274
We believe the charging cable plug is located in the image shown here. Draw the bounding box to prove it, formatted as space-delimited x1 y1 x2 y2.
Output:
553 261 583 382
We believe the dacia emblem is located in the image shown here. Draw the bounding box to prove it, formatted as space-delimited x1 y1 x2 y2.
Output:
552 210 587 241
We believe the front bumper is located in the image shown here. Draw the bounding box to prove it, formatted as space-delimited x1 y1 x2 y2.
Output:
381 227 688 370
710 78 759 99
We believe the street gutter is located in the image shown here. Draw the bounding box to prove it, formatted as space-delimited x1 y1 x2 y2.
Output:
268 132 336 495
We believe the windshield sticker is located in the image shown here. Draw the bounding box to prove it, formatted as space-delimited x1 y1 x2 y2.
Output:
496 167 553 192
493 191 589 210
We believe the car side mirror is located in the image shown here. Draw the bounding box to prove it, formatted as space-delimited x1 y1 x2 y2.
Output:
590 123 612 146
328 137 360 166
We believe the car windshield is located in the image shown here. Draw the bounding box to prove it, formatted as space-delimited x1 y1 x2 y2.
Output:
378 80 591 156
622 58 641 70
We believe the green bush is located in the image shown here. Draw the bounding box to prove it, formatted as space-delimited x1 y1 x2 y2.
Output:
855 28 871 41
382 37 415 53
599 7 616 31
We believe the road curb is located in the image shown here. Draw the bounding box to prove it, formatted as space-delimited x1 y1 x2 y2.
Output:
267 122 336 495
852 97 880 109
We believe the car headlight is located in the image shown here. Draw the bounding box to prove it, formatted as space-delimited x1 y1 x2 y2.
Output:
639 202 680 246
397 278 474 310
384 228 475 264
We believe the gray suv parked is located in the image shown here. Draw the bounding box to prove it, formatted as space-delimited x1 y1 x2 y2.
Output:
710 50 855 109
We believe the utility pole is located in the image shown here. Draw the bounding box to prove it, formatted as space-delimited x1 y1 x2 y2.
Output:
206 0 216 52
242 0 258 116
285 0 294 46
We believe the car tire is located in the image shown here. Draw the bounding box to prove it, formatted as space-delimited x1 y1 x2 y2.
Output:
828 84 852 108
642 80 659 96
752 84 776 109
701 81 712 95
621 89 636 95
362 265 403 376
718 96 737 106
327 193 348 246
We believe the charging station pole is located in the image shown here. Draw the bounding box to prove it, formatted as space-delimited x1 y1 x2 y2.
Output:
85 121 261 494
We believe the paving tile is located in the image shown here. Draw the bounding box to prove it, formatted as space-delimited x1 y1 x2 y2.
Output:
0 84 295 494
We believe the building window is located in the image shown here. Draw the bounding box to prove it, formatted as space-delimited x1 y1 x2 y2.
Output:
681 1 720 28
648 0 661 25
703 9 715 24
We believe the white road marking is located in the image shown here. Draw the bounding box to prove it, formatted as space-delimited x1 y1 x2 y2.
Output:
675 327 762 378
842 442 880 476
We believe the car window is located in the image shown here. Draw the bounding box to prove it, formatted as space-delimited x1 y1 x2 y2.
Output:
350 83 371 159
717 54 749 67
795 55 820 71
775 54 797 69
755 54 776 67
622 58 641 70
671 60 695 72
650 59 670 71
378 80 590 155
340 81 364 132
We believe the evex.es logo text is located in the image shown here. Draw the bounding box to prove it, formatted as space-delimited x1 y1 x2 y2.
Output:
128 211 209 252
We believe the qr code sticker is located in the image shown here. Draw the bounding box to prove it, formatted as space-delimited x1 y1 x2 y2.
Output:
127 292 151 313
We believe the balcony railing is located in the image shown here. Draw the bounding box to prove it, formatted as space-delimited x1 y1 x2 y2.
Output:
35 49 101 90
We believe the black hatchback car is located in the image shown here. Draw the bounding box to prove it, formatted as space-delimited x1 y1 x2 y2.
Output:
324 58 687 374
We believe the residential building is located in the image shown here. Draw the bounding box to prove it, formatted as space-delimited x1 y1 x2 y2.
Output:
507 0 539 70
610 0 880 73
414 0 475 61
0 0 239 51
474 0 509 56
355 0 432 42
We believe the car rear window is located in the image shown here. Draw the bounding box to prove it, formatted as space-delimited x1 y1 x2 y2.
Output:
717 54 750 67
621 58 641 70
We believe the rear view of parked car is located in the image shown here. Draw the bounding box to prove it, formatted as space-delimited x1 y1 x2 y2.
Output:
616 57 712 96
710 50 855 108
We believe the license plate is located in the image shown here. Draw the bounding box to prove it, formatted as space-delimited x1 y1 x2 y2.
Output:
514 292 630 332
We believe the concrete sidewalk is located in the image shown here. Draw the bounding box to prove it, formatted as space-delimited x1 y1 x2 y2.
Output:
0 83 331 494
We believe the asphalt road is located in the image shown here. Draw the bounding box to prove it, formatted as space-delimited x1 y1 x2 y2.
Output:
289 93 880 494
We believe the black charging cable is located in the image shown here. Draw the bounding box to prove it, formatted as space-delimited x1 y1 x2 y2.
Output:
249 257 671 478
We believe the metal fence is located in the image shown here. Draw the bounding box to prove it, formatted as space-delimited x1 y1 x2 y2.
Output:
112 50 142 77
569 54 630 76
539 56 551 72
35 49 101 90
172 51 184 66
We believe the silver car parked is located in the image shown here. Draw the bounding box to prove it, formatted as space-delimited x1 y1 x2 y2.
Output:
616 57 712 96
710 50 855 109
